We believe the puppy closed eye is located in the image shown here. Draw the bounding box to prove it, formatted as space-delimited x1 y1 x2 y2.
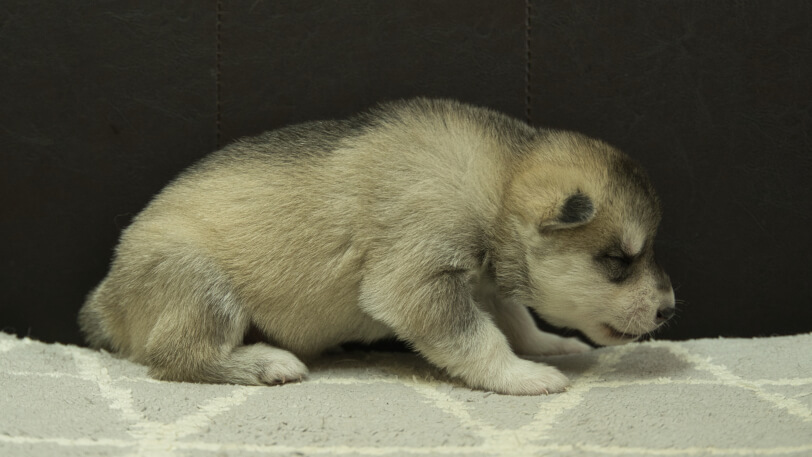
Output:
605 254 632 267
598 253 634 283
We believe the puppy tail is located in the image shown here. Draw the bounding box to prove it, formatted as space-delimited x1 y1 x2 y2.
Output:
77 285 115 351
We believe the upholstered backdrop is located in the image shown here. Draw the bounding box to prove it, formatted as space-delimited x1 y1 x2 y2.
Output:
2 1 811 344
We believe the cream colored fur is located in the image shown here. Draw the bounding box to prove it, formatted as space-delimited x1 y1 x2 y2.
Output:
79 99 674 395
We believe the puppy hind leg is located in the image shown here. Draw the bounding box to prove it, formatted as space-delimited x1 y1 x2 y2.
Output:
78 285 116 351
141 256 307 385
145 298 309 386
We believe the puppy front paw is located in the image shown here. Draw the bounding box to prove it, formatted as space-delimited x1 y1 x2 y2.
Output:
474 359 571 395
548 336 592 355
515 333 592 357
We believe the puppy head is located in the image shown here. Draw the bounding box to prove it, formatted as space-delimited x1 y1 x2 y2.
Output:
500 134 675 346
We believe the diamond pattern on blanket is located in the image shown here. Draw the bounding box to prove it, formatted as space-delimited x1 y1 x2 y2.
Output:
681 336 811 380
0 442 130 457
0 339 81 376
123 379 240 424
1 331 811 457
601 346 715 381
0 373 131 440
549 383 812 449
186 382 484 448
445 387 546 430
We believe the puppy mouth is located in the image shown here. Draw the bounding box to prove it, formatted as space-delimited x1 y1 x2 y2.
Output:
603 324 642 341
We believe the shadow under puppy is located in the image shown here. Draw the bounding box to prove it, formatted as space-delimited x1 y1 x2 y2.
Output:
79 98 675 395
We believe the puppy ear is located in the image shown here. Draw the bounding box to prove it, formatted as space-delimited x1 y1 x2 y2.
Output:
539 192 596 231
506 163 597 231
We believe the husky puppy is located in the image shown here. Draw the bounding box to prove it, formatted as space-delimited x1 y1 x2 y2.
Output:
79 98 675 395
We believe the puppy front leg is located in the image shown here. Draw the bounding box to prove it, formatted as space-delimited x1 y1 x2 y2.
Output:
491 299 591 356
360 268 570 395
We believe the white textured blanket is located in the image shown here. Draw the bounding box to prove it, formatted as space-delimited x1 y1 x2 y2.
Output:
1 331 810 456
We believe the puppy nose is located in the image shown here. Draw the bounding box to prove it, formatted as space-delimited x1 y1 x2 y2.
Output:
656 303 676 324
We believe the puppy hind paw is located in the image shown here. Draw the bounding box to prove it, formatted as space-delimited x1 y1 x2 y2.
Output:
256 357 309 385
224 343 309 386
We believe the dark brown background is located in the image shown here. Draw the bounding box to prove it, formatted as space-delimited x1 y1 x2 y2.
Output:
2 1 810 345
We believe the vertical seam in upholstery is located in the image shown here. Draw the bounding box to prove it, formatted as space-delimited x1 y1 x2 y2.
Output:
216 0 223 148
525 0 533 124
